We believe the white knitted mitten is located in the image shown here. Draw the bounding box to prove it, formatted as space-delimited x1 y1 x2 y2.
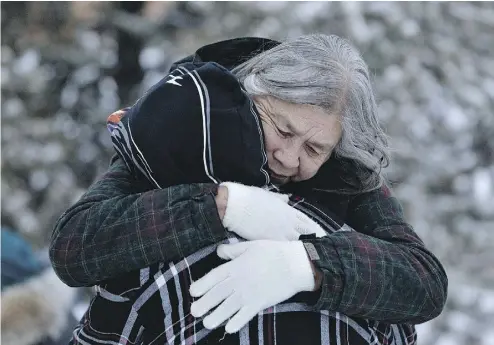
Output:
221 182 327 241
190 240 315 333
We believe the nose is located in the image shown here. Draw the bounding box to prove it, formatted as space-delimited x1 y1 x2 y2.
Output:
273 147 299 171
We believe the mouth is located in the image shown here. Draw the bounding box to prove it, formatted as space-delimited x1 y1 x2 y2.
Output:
269 169 291 184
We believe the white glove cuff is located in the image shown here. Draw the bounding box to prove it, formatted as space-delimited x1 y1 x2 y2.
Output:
286 241 316 292
219 182 249 229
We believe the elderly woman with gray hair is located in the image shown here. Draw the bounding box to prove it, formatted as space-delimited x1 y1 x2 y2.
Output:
50 34 447 345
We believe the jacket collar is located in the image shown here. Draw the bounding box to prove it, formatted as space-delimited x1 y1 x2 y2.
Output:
171 37 280 71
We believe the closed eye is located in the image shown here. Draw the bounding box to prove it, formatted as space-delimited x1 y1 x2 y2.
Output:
278 128 293 138
306 145 320 156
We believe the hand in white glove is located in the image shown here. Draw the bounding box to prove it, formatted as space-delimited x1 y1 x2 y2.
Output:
220 182 327 241
189 240 315 333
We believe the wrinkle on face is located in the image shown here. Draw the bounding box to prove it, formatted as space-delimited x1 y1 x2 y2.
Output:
253 95 342 184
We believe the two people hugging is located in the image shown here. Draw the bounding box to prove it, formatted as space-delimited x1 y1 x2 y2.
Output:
50 34 447 345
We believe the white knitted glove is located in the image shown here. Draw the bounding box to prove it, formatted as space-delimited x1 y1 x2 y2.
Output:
189 240 315 333
220 182 327 241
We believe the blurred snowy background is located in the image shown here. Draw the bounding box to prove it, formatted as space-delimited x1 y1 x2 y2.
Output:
1 2 493 344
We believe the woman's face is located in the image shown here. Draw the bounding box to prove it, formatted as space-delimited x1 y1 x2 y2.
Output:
254 96 342 185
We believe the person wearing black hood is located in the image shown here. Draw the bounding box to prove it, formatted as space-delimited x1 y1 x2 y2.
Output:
50 34 447 345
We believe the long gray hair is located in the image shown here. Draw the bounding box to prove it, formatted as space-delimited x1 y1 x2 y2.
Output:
232 34 389 193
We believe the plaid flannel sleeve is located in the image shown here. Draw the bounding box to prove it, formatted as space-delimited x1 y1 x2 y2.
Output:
49 155 227 287
301 184 448 324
